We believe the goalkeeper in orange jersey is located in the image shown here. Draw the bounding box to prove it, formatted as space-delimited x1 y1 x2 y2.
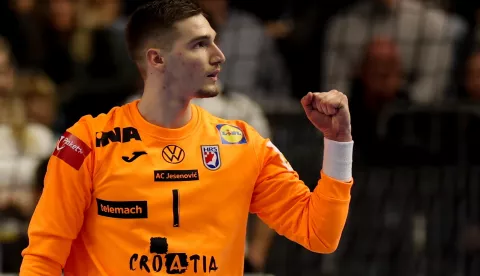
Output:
20 0 354 275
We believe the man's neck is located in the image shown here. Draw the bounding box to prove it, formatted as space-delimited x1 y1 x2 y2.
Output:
137 86 193 129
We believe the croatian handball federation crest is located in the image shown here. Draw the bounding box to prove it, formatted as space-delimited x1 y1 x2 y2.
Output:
201 145 221 170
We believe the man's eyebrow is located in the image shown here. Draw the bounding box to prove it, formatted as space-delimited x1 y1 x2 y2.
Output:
188 32 217 44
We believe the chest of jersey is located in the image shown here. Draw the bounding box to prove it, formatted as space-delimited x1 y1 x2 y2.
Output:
83 125 257 272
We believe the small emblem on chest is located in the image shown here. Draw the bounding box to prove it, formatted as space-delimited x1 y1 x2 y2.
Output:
162 145 185 164
201 145 221 171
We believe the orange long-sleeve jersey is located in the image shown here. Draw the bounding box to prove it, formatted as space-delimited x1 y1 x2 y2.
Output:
20 100 353 275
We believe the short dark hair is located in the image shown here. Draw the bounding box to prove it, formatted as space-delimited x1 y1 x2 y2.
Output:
125 0 203 62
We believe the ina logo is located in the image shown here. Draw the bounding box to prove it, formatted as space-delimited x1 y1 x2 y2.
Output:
95 127 141 147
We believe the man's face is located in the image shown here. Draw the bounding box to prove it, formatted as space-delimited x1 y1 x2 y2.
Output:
0 52 14 97
162 14 226 99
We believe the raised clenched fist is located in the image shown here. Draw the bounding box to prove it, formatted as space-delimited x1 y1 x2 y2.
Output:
301 90 352 142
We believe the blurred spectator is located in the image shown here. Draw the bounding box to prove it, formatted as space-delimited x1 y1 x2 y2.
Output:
350 38 406 164
16 70 58 130
355 38 404 104
324 0 455 104
457 50 480 165
0 37 53 274
38 0 77 88
462 50 480 100
459 51 480 272
0 38 55 215
0 157 48 273
0 93 55 215
0 0 43 69
0 68 56 158
69 0 138 122
0 37 16 122
262 0 322 100
233 0 357 100
198 0 295 113
38 0 137 128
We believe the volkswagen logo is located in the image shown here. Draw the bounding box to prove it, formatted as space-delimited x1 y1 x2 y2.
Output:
162 145 185 164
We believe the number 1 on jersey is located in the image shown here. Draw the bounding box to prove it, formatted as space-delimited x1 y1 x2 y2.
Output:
172 189 179 227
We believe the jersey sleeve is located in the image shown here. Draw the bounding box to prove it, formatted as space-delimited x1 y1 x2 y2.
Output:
20 118 95 275
249 128 353 253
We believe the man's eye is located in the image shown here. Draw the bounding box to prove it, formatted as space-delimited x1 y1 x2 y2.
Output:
194 41 207 48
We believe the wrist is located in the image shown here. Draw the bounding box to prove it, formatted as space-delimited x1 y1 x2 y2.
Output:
322 138 353 182
324 130 352 142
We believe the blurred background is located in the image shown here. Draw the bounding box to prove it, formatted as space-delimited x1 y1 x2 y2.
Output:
1 0 480 275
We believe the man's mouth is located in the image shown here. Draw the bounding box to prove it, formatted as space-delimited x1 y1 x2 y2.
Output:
207 69 220 79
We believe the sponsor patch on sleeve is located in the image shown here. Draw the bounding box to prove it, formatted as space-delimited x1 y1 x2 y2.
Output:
52 131 92 170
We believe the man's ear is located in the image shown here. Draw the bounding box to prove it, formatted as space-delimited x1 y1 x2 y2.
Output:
146 48 164 69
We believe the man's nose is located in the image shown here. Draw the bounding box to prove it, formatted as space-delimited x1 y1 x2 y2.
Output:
211 44 226 65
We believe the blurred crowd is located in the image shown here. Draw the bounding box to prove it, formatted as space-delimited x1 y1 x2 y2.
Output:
2 0 480 275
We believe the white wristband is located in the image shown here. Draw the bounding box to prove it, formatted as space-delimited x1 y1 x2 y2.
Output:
322 138 353 182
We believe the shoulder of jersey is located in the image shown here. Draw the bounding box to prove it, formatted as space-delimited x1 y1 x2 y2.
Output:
53 103 135 170
196 104 258 145
64 103 131 149
75 104 126 137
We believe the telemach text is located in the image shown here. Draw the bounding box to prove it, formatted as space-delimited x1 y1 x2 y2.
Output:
154 170 199 182
96 199 148 219
129 253 218 274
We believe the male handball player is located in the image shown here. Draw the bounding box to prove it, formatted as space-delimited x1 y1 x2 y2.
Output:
20 0 354 275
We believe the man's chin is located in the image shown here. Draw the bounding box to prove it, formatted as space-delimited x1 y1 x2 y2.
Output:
194 85 220 99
